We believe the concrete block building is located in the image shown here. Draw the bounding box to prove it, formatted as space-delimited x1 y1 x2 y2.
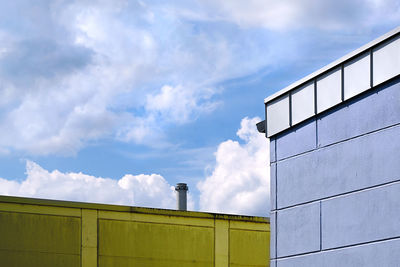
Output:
259 26 400 266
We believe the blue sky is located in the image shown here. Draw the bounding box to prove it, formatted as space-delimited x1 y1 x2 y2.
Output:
0 0 399 216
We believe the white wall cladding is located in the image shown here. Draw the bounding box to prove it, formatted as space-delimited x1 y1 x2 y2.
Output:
373 35 400 86
265 28 400 138
344 52 371 100
316 67 342 113
291 82 315 125
266 94 290 136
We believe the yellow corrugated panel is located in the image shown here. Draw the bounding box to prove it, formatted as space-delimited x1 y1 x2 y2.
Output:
98 219 214 266
99 255 211 267
229 229 270 267
0 211 81 267
0 196 270 267
0 250 80 267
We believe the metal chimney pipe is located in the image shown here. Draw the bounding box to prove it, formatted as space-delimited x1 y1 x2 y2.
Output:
175 183 188 211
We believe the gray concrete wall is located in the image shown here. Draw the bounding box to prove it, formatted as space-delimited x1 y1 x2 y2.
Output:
269 77 400 266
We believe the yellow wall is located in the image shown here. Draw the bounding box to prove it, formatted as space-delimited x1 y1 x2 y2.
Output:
0 196 269 267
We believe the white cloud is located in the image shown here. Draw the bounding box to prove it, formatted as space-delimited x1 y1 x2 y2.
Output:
186 0 400 31
0 160 194 210
0 1 269 155
198 117 269 216
0 0 398 157
145 84 220 124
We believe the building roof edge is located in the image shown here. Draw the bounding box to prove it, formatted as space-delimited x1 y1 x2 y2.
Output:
264 26 400 104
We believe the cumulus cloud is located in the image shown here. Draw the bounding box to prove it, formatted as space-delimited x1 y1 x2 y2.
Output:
184 0 400 31
145 84 220 124
0 1 270 155
0 1 398 156
0 160 194 210
0 39 93 85
198 117 269 216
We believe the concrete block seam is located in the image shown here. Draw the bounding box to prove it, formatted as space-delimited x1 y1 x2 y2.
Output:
275 177 400 212
275 121 400 164
275 235 400 261
319 201 322 251
317 121 400 151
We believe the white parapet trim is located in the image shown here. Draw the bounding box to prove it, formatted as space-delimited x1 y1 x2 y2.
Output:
265 26 400 138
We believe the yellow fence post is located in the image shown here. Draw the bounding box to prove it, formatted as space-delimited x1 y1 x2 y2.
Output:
82 209 98 267
215 219 229 267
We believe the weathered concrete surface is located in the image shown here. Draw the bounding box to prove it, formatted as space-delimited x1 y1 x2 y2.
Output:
276 119 316 160
270 211 276 259
318 76 400 147
322 182 400 249
270 76 400 265
270 137 276 163
277 202 320 257
277 238 400 267
270 163 277 211
277 124 400 209
269 31 400 267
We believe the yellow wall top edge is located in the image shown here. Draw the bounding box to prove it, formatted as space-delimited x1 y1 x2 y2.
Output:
0 195 269 223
